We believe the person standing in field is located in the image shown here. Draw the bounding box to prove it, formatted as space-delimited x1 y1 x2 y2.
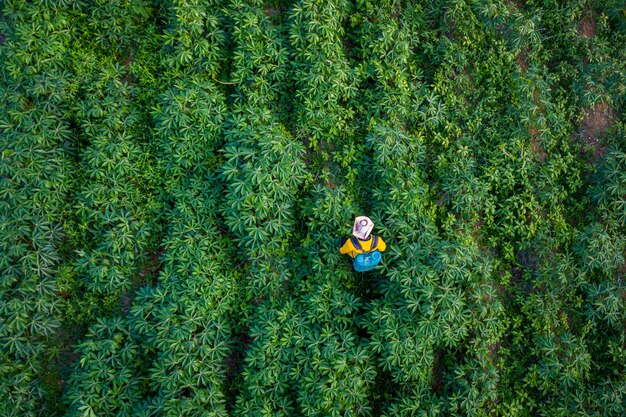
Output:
339 216 386 271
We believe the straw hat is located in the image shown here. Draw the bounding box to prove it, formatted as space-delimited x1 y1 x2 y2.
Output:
352 216 374 240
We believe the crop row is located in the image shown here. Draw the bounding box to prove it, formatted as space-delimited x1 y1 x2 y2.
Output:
64 178 236 417
221 0 307 298
228 2 375 416
285 1 374 414
71 61 159 297
0 2 75 415
357 2 514 415
64 1 236 415
358 2 625 416
222 2 307 414
3 1 623 416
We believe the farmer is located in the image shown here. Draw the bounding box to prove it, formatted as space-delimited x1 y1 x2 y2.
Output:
339 216 386 271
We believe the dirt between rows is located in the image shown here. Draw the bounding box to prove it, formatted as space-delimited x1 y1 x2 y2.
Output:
517 49 529 74
578 10 596 38
579 102 616 157
0 12 5 45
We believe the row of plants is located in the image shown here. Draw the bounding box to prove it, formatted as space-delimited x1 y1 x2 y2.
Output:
292 185 375 416
287 2 377 414
64 1 237 416
0 1 76 415
56 0 162 326
64 177 236 417
228 2 377 415
356 1 624 415
1 0 623 415
222 2 310 414
289 0 361 175
490 2 624 415
358 4 505 414
221 0 307 298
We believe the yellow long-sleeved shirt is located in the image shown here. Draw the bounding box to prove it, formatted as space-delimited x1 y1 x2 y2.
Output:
339 235 386 259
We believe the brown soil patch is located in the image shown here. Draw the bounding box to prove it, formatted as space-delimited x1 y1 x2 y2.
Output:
507 0 526 8
579 103 615 155
488 342 500 363
432 349 444 393
139 247 165 282
493 282 507 299
121 294 132 314
264 6 281 17
391 2 401 20
517 49 529 74
528 126 547 162
123 54 134 86
473 214 484 230
578 11 596 38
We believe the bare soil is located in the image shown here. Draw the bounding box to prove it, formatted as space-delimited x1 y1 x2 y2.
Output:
528 126 547 162
517 48 529 74
139 246 165 281
121 294 132 314
578 10 596 38
264 6 281 17
391 2 401 20
432 349 444 393
578 102 615 157
473 214 484 230
507 0 526 8
488 342 501 363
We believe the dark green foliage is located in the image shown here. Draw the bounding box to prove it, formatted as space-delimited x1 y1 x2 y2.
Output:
153 78 226 188
1 0 624 416
0 1 76 415
71 61 160 295
64 177 236 417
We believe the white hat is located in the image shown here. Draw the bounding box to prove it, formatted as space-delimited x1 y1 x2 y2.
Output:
352 216 374 240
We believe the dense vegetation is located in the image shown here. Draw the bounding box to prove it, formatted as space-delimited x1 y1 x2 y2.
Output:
1 0 624 416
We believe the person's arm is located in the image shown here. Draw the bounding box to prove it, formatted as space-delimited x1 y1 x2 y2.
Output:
377 236 387 252
339 236 350 254
340 237 355 257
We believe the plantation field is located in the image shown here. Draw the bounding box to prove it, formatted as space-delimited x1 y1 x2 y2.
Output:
1 0 625 416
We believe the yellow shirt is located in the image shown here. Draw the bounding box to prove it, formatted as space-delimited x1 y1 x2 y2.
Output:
339 235 387 259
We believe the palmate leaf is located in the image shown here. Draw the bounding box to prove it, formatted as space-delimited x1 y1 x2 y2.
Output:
2 0 622 414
